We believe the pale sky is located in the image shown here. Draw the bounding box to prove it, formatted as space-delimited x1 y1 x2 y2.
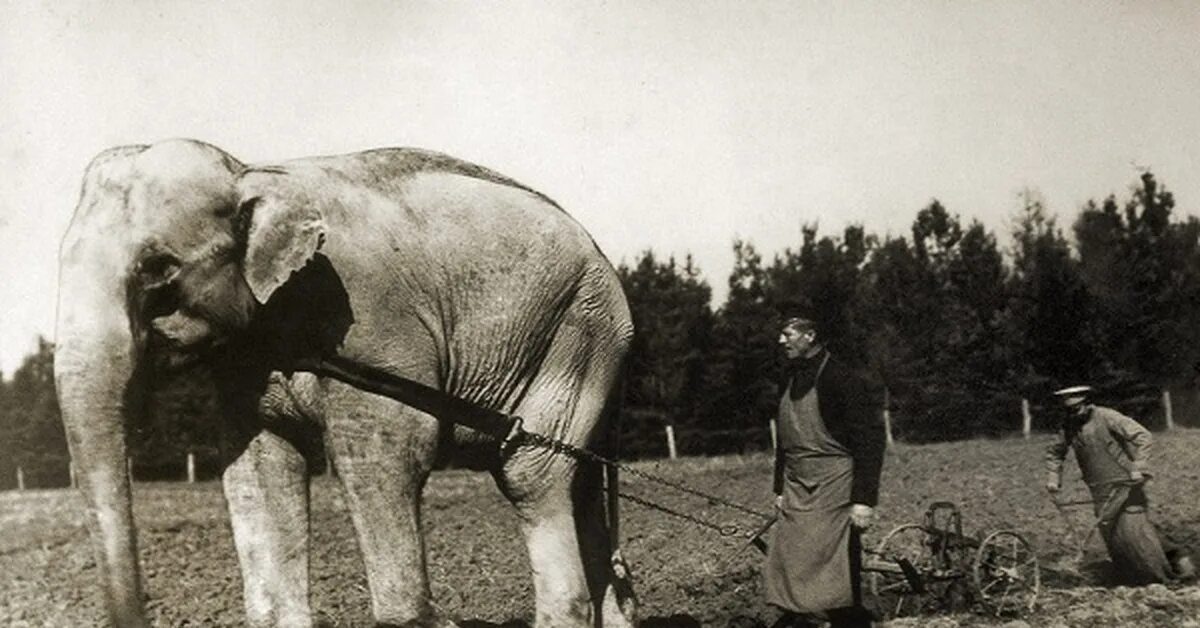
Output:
2 1 1199 374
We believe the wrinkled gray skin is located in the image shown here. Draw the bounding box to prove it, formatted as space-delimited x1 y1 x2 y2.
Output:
55 139 636 628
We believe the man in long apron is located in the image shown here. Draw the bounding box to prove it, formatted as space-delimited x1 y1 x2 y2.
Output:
765 318 886 628
1045 385 1193 583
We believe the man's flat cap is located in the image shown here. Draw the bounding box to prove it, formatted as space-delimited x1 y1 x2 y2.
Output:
1053 385 1093 397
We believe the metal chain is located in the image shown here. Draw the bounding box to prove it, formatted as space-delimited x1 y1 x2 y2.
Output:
515 429 773 522
617 492 742 537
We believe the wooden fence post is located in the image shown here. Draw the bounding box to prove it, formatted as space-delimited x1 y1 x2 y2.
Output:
769 419 778 451
17 466 25 491
187 452 196 484
883 387 895 446
1022 398 1032 439
665 424 678 460
1163 390 1174 431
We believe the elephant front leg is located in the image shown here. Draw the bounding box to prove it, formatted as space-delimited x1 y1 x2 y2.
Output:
324 382 452 627
223 429 313 628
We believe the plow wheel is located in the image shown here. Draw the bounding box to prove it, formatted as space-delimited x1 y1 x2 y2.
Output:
866 523 944 618
973 530 1040 616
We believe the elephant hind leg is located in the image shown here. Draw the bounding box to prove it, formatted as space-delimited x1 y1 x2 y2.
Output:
514 483 596 627
496 325 635 628
500 418 635 628
223 428 313 628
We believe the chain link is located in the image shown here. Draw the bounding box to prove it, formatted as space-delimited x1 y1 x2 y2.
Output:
617 492 741 537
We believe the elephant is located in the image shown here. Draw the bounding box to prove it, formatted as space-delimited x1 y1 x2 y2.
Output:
54 139 637 628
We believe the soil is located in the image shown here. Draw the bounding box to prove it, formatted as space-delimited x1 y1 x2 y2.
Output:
3 430 1199 627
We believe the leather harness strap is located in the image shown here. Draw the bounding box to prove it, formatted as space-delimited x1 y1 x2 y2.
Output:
293 355 520 442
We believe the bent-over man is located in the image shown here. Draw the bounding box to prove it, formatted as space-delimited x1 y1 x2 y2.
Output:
1045 385 1192 584
765 318 886 628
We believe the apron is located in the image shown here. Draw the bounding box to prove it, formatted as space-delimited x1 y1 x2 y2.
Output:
765 354 856 612
1071 416 1171 583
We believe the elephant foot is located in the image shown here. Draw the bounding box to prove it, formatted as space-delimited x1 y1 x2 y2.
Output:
358 601 460 627
374 622 458 628
366 594 460 628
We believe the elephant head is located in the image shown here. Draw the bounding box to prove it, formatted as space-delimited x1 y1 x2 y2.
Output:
54 139 327 626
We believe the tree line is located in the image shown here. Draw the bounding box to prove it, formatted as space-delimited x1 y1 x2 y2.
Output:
616 172 1199 455
3 172 1198 486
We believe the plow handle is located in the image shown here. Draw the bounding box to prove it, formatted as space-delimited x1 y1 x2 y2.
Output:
897 558 926 594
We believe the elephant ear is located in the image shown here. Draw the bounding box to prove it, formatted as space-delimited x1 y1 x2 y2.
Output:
239 194 327 304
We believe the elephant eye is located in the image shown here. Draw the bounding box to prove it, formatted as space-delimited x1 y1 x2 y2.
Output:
136 253 182 289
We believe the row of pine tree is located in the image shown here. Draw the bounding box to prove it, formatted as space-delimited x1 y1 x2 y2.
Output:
617 172 1199 455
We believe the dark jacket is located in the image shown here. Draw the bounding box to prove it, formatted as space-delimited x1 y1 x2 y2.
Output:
773 349 886 506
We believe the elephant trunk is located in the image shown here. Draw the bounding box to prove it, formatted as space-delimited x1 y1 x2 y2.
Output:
55 264 149 627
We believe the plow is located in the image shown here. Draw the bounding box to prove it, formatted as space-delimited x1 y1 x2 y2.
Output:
863 501 1040 619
